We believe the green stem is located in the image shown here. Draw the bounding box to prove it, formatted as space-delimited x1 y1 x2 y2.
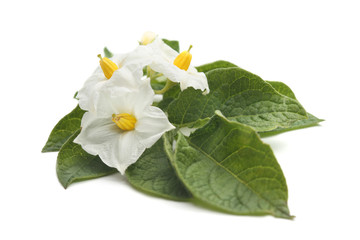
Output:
187 45 193 52
154 79 177 94
146 66 151 78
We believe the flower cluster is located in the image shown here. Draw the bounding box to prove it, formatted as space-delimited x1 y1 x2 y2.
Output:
42 32 321 218
74 32 209 174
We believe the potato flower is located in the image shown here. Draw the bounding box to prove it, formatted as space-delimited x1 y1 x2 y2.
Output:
74 74 175 174
147 38 209 94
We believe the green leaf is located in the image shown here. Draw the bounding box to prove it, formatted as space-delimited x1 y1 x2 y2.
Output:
260 81 323 136
162 39 179 52
42 105 85 152
126 136 191 200
266 81 297 99
170 112 292 219
103 47 113 58
167 67 307 132
195 60 238 73
157 85 181 111
56 129 117 189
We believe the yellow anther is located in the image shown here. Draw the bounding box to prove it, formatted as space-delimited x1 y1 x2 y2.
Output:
112 113 137 131
98 54 119 79
173 45 193 71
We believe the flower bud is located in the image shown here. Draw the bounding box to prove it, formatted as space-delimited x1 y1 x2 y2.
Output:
140 31 156 45
173 45 193 71
98 54 119 79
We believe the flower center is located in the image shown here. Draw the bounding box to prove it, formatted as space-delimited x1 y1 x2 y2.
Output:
98 54 119 79
173 45 193 71
112 113 137 131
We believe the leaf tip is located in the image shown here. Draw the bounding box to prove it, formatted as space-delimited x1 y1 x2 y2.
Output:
280 214 295 220
59 179 70 189
41 145 55 153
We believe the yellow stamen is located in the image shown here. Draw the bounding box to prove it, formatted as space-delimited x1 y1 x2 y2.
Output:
173 45 193 71
98 54 119 79
112 113 137 131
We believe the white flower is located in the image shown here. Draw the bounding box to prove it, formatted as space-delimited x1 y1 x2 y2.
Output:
140 31 157 45
77 67 141 112
74 76 175 174
146 38 209 94
77 51 151 112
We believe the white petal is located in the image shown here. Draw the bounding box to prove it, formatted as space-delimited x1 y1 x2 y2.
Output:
131 78 156 116
74 113 119 156
93 67 151 116
77 73 107 112
121 45 153 71
135 106 175 147
148 37 178 61
78 112 93 128
101 131 146 174
108 66 143 90
179 71 210 94
94 85 133 117
150 58 185 83
111 54 127 66
94 78 154 117
150 60 209 93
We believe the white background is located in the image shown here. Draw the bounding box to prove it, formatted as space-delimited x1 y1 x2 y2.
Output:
1 0 359 239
